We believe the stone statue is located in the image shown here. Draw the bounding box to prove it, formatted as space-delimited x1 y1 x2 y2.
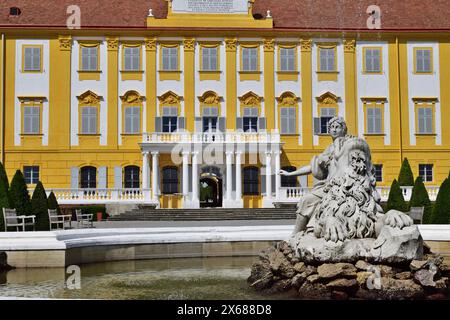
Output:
280 117 422 263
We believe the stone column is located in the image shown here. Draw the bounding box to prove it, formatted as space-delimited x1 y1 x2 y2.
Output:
182 151 190 196
151 151 159 201
142 151 150 189
274 150 281 200
226 151 233 202
265 152 272 199
235 151 242 201
192 152 199 204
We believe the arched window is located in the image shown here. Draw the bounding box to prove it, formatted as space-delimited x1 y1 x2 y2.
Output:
243 166 259 195
80 166 96 188
124 165 140 188
162 166 179 194
281 166 299 187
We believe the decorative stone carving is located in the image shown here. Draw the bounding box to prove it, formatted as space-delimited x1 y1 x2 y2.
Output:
238 91 262 106
264 39 275 52
76 90 102 105
276 92 300 107
343 39 356 53
145 38 157 51
120 90 145 104
158 91 182 105
300 39 312 52
316 92 339 105
198 91 222 105
106 37 119 51
183 38 195 51
225 38 237 52
58 36 72 51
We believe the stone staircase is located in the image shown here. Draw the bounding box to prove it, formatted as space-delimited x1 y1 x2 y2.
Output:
109 206 296 221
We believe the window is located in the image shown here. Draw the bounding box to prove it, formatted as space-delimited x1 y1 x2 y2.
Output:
23 105 40 134
202 47 218 71
81 46 98 71
280 48 295 72
10 7 21 16
81 107 97 134
162 47 178 71
123 47 140 71
318 108 336 134
364 48 381 73
243 107 258 132
124 166 140 189
280 107 296 134
419 164 433 182
24 166 39 184
373 164 383 182
124 106 140 134
202 107 218 132
417 106 433 134
415 48 432 73
80 166 96 188
242 47 258 71
162 167 179 194
366 107 382 134
281 166 298 187
23 46 41 72
243 167 259 195
319 47 336 72
162 106 178 133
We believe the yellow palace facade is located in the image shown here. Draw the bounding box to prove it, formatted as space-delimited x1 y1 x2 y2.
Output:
0 0 449 209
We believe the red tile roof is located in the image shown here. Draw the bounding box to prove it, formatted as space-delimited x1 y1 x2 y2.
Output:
1 0 449 31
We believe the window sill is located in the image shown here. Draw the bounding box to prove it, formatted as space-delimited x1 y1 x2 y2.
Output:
276 71 299 74
364 133 386 136
415 133 437 136
159 70 181 81
78 70 102 81
20 133 43 136
77 133 101 136
120 70 144 81
316 71 339 82
315 133 331 136
121 133 141 136
413 72 434 75
239 71 262 74
199 70 221 81
239 71 261 81
276 71 299 81
21 70 43 74
280 133 299 136
362 71 383 75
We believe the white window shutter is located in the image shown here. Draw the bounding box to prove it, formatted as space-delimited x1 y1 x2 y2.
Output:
218 117 226 132
236 117 243 130
71 167 79 189
98 166 107 189
114 166 122 189
261 169 266 195
178 117 185 130
258 117 266 131
313 117 321 135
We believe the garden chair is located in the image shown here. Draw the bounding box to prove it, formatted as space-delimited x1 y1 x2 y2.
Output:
2 208 35 232
48 209 72 230
408 207 425 224
75 209 93 228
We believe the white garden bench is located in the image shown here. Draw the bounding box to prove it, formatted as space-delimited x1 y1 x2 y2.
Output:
2 208 35 232
48 209 72 230
75 209 93 228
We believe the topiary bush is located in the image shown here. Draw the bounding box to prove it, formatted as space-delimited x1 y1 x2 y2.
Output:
0 163 12 232
31 181 49 231
431 178 450 224
386 179 408 212
9 170 31 217
398 158 414 186
409 176 433 224
47 191 61 216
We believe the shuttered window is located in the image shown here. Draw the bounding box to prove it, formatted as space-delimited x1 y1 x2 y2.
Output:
366 107 382 134
320 108 336 134
124 47 140 71
280 48 295 71
162 106 178 132
81 107 97 134
202 47 218 71
280 107 296 134
124 166 140 188
81 46 98 71
80 166 96 188
162 47 178 71
415 49 432 73
124 106 140 134
242 47 258 71
417 107 433 134
243 107 258 132
364 48 381 73
319 47 335 72
23 46 41 71
23 106 40 134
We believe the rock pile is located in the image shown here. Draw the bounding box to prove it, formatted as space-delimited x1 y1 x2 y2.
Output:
248 241 450 300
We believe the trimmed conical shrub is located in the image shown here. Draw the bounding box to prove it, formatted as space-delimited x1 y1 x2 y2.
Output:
398 158 414 186
9 170 31 217
0 170 11 232
431 178 450 224
409 176 433 224
386 179 408 212
47 191 61 216
31 181 49 231
0 162 10 192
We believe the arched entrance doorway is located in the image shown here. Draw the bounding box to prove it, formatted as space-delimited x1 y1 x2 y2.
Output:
199 166 223 208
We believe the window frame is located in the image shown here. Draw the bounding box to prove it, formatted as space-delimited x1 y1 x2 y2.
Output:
317 43 337 73
21 103 42 135
363 47 383 74
24 166 40 185
280 107 297 135
161 166 179 194
122 44 142 72
200 44 220 71
124 165 140 189
123 105 142 135
414 47 433 74
419 164 433 182
79 43 100 72
79 105 99 135
318 106 337 134
243 166 260 196
373 164 383 182
278 44 297 72
22 45 43 73
160 44 180 71
80 166 97 189
414 101 436 135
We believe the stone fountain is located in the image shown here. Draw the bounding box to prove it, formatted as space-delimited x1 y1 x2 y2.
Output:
248 117 449 299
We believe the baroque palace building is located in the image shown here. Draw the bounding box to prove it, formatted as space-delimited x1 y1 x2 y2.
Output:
0 0 449 209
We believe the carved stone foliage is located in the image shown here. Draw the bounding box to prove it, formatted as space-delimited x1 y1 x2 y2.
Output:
198 91 222 105
58 36 72 51
316 92 339 105
225 38 237 51
276 92 300 106
77 90 102 105
106 37 119 51
300 39 312 52
183 38 195 51
343 39 356 53
120 90 145 104
145 38 156 51
158 91 182 105
264 39 275 52
238 91 263 106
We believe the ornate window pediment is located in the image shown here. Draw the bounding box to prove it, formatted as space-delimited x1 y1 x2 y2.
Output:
276 92 300 107
120 90 145 104
158 91 182 105
198 91 222 105
316 92 339 105
77 90 102 105
238 91 263 106
18 96 46 103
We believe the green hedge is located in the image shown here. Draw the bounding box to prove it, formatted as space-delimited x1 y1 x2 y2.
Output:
409 176 433 224
431 178 450 224
398 158 415 186
386 179 408 212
